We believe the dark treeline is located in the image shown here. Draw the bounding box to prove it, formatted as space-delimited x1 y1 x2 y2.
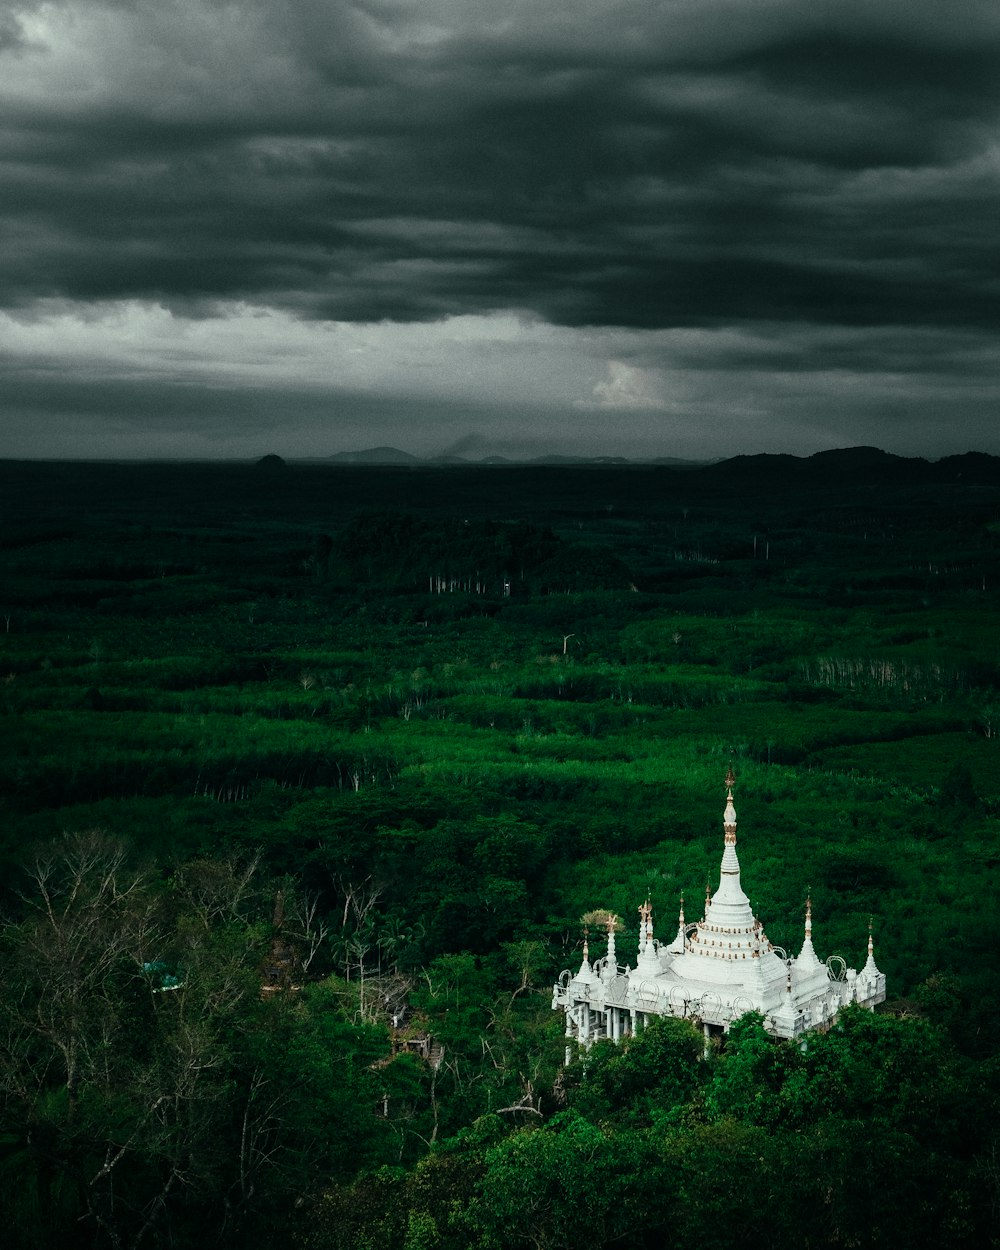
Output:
1 456 999 1248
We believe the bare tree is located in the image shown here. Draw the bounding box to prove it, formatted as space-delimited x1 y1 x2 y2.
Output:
282 886 331 973
0 835 272 1249
169 851 262 931
330 876 383 983
11 830 158 1119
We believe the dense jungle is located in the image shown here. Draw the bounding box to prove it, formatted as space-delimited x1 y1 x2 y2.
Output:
1 449 998 1250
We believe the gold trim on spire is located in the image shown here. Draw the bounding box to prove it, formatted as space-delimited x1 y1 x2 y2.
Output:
723 769 737 845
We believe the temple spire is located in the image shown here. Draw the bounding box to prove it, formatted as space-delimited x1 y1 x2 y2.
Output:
720 768 740 881
723 765 737 845
635 899 660 975
703 769 752 929
863 917 881 976
796 890 822 970
665 892 687 954
577 928 594 983
602 914 619 982
717 769 743 886
774 956 798 1029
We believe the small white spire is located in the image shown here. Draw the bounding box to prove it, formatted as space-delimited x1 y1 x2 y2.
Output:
723 765 737 838
774 959 799 1032
720 768 740 881
665 893 687 954
796 890 822 971
713 770 749 918
576 929 594 982
635 899 660 975
863 917 881 976
602 914 618 982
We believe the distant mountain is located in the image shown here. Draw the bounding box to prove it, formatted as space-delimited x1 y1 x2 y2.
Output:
709 447 914 481
702 453 801 480
326 447 712 467
808 445 905 468
319 445 1000 482
526 454 631 465
933 451 1000 483
328 446 420 465
650 456 719 468
703 447 1000 488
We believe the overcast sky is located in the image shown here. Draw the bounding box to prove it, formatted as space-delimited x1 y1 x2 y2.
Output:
2 0 998 460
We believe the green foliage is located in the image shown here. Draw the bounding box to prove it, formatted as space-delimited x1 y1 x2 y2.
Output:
2 461 1000 1248
467 1111 664 1250
0 835 397 1250
567 1015 704 1127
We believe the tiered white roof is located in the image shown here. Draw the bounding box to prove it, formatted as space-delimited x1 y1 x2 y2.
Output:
553 772 886 1046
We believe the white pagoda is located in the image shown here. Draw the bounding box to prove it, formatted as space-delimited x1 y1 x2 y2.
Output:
552 770 886 1053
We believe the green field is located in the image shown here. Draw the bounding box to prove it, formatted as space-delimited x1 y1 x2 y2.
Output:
1 456 998 1249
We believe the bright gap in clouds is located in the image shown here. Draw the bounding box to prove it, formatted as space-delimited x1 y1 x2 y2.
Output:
3 302 999 461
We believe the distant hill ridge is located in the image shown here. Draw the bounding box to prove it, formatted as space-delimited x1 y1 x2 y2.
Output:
703 447 1000 486
325 446 715 468
327 446 421 464
319 445 1000 483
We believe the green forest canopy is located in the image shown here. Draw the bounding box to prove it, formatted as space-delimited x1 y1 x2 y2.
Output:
0 456 998 1249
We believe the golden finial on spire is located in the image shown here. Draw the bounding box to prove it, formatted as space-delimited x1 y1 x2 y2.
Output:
868 916 874 958
805 890 812 940
723 768 738 844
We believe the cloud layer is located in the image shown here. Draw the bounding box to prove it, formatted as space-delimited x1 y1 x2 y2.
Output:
2 0 998 457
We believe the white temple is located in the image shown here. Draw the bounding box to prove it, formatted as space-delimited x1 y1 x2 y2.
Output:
552 770 886 1053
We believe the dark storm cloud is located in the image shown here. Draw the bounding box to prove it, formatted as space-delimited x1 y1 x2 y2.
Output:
2 0 998 332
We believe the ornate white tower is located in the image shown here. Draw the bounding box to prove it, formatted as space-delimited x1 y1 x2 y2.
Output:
553 771 887 1051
